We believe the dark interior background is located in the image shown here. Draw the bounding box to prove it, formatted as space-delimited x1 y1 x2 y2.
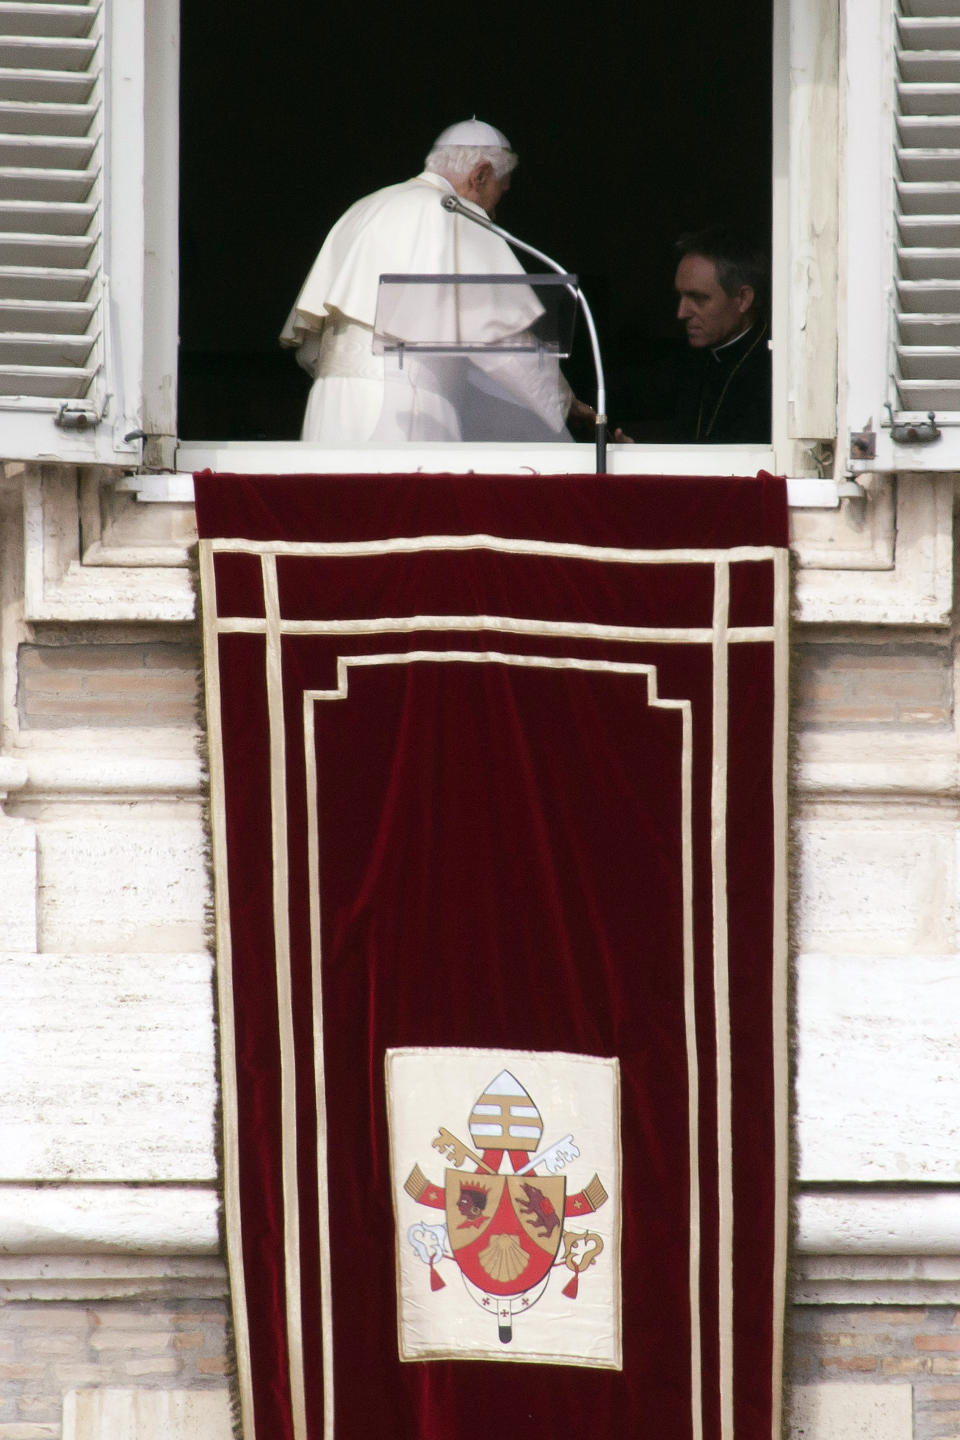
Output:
178 1 772 440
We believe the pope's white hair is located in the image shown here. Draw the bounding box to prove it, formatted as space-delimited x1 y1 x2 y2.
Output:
424 144 518 183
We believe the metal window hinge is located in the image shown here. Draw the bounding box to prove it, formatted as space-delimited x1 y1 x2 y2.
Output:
55 401 102 431
849 425 875 461
123 432 177 471
884 403 941 445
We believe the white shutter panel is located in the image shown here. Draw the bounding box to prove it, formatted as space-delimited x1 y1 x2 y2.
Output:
895 0 960 417
0 0 101 409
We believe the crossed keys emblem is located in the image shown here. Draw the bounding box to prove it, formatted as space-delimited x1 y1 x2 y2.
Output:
431 1125 581 1177
403 1068 608 1344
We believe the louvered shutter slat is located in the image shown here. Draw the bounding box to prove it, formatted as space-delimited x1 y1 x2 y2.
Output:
0 0 100 403
0 232 92 265
0 134 95 166
0 165 94 200
903 2 960 19
0 100 97 135
899 313 960 338
0 331 92 360
0 67 96 103
900 51 960 83
0 262 93 298
898 378 960 406
898 83 960 115
898 179 960 211
0 37 96 69
0 6 96 40
0 198 96 233
899 277 960 307
899 18 960 47
900 345 960 375
0 294 94 330
899 213 960 243
898 150 960 183
893 4 960 415
899 245 960 276
0 363 94 398
899 113 960 144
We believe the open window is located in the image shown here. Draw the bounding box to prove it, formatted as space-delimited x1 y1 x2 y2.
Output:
176 0 783 472
23 0 949 483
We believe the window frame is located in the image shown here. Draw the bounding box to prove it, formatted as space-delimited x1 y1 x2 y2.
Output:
172 0 836 480
22 0 956 480
124 0 960 482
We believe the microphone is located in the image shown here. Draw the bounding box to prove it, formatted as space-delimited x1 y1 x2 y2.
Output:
440 193 607 472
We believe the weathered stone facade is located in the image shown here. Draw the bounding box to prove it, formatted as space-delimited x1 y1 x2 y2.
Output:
1 464 959 1438
0 467 226 1438
0 1300 229 1436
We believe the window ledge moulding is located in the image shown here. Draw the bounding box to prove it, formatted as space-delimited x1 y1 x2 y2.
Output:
0 1183 219 1263
10 736 202 802
0 1252 226 1304
170 440 843 509
22 467 193 621
169 450 953 627
793 472 953 625
794 1254 960 1306
123 465 838 510
795 1191 960 1304
26 456 950 628
795 729 960 803
174 440 789 485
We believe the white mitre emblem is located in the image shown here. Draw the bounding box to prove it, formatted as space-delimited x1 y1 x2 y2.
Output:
432 117 512 149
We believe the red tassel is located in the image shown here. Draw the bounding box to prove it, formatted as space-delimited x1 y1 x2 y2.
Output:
429 1258 445 1291
562 1273 579 1299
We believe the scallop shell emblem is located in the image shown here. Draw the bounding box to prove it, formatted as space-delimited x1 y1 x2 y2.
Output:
478 1232 530 1283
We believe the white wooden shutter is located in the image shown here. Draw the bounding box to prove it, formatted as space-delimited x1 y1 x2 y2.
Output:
0 0 102 410
894 0 960 418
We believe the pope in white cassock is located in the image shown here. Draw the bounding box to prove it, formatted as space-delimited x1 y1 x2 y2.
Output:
280 119 585 443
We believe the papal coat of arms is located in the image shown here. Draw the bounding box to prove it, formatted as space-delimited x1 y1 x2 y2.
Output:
388 1049 620 1366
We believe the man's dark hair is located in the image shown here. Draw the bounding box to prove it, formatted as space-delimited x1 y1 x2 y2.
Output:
675 226 770 315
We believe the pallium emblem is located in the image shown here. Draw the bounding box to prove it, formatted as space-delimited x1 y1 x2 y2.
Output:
403 1068 608 1344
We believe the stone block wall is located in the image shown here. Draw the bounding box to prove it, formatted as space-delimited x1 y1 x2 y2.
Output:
793 641 954 729
0 1301 229 1439
790 1307 960 1440
17 641 198 730
0 471 223 1439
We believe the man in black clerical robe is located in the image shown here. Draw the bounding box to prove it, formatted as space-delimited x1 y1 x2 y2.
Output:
613 227 770 444
672 227 770 443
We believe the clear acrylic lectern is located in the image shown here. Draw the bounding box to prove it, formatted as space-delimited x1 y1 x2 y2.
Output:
371 272 579 443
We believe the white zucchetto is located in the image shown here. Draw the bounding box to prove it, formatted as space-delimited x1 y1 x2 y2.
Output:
432 118 512 149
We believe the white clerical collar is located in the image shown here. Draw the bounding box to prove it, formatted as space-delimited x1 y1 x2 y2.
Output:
710 323 754 360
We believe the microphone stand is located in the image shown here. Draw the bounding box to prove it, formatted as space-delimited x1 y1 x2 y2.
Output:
440 194 607 474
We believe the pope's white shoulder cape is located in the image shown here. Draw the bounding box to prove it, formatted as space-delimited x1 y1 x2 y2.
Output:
281 172 530 340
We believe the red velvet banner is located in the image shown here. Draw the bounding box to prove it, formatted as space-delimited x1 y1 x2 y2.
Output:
196 472 789 1440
